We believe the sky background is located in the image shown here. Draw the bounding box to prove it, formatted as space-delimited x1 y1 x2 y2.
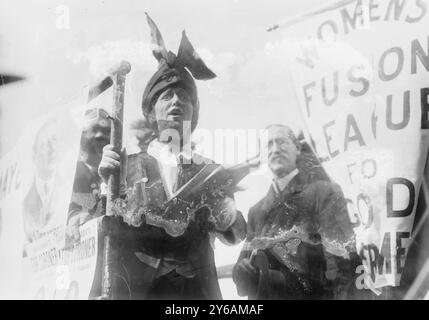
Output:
0 0 324 299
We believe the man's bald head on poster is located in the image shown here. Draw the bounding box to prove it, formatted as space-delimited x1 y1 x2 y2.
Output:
32 118 61 181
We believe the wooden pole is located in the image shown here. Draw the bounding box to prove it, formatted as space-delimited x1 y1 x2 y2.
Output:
88 61 131 300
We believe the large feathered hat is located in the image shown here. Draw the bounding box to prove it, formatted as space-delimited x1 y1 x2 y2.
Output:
142 13 216 132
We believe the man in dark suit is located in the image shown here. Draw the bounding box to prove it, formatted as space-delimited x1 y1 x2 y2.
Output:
233 124 361 299
67 109 156 241
66 108 112 242
96 15 246 300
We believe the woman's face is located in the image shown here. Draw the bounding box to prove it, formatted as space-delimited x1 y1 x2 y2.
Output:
152 85 194 137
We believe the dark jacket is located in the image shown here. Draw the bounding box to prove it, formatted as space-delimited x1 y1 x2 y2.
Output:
233 171 361 299
68 160 104 221
90 151 244 300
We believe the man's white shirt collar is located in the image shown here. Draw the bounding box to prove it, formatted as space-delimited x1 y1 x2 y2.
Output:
273 168 299 194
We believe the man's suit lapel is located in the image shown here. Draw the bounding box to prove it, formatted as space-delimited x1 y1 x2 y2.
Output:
285 171 305 196
257 171 307 235
259 172 305 214
260 185 279 216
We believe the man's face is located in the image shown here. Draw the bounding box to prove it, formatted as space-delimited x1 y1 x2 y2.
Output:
80 116 111 159
264 126 300 178
152 85 194 139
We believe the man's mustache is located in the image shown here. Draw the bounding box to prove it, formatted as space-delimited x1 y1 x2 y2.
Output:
269 153 288 161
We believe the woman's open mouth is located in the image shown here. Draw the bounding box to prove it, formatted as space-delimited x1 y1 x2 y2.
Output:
168 108 183 117
167 108 184 120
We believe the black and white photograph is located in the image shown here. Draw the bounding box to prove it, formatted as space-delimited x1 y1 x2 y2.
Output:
1 0 429 305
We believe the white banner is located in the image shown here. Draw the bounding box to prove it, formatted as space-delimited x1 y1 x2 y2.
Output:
22 218 100 300
0 103 99 299
272 0 429 290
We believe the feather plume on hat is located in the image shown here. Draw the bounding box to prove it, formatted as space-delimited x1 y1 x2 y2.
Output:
142 13 216 132
145 12 216 79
